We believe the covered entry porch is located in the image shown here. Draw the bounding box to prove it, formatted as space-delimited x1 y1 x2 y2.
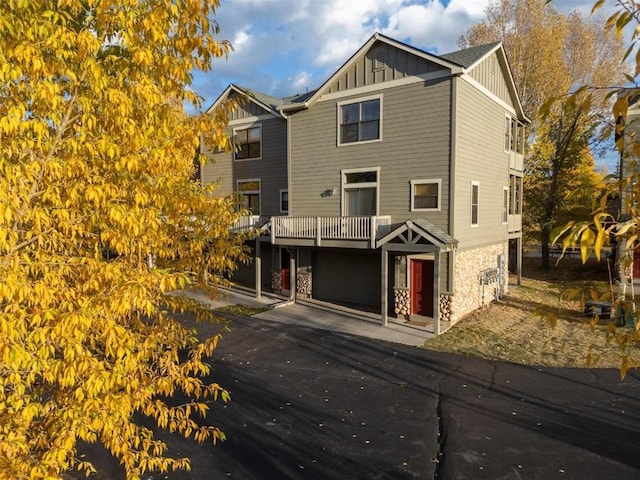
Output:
378 220 458 335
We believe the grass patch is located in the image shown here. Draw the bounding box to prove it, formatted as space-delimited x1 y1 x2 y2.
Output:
217 304 270 317
423 256 640 369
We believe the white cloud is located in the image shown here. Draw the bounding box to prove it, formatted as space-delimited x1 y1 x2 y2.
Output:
195 0 609 107
290 71 312 93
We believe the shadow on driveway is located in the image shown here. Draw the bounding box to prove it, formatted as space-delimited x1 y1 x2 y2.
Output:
76 312 640 479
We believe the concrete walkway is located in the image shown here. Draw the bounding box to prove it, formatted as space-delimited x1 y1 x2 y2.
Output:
176 286 435 346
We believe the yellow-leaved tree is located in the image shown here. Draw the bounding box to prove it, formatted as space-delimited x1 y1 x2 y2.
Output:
0 1 247 478
549 0 640 377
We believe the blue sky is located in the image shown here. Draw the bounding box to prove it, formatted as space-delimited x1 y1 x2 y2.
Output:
191 0 617 170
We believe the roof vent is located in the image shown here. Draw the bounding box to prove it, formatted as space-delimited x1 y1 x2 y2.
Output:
373 51 385 71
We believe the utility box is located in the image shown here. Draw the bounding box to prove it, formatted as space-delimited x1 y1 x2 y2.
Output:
583 300 611 320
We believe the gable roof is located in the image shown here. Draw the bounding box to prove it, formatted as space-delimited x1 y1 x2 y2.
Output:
204 83 285 119
440 42 501 69
280 32 465 112
204 33 528 123
377 219 458 251
442 41 529 123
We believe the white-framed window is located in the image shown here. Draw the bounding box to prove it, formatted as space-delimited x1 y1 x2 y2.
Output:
280 189 289 213
502 186 509 224
504 115 525 154
237 179 261 215
513 175 522 214
471 181 480 227
516 121 525 154
337 94 382 145
341 167 380 216
504 115 511 152
410 179 441 211
234 125 261 160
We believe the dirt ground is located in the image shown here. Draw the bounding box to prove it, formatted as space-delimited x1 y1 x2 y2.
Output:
424 256 640 370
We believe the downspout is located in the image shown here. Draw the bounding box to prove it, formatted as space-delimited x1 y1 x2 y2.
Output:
448 74 460 295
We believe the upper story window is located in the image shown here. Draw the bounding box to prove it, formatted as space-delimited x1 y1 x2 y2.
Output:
338 95 382 145
504 115 525 155
234 125 261 160
237 179 261 215
410 179 441 211
280 189 289 214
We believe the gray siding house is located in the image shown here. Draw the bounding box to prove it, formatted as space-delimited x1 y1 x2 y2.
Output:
201 33 528 334
200 84 289 287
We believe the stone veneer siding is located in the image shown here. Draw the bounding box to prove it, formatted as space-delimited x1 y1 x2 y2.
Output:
451 242 509 323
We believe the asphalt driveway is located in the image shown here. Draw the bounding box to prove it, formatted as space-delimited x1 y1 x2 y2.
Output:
81 312 640 479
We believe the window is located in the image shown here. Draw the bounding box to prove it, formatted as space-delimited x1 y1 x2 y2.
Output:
505 116 525 154
237 179 261 215
502 186 509 224
341 167 380 216
504 116 511 151
280 189 289 213
471 181 479 226
234 125 261 160
516 122 525 154
338 96 381 145
411 179 441 211
513 175 522 214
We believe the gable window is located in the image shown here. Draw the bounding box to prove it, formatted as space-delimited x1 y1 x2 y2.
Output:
411 179 441 211
341 167 380 216
237 179 261 215
471 181 479 227
338 95 382 145
280 189 289 213
234 125 261 160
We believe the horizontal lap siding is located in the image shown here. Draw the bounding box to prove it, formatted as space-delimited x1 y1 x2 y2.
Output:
233 118 288 216
453 79 510 249
201 115 287 217
201 144 233 195
289 79 451 232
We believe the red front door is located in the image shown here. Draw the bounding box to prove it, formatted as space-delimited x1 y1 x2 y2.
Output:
281 249 291 291
411 259 434 317
633 247 640 279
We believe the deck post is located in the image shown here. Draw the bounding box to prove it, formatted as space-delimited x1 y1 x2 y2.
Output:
255 240 262 299
434 250 441 335
289 249 296 302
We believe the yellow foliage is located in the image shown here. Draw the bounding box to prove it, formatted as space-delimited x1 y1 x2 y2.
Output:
0 1 246 478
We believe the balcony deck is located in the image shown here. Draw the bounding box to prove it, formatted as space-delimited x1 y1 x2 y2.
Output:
270 216 393 248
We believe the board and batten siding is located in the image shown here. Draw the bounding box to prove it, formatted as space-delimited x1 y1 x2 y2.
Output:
327 41 449 94
452 78 511 249
200 115 287 217
289 78 452 231
467 52 514 109
228 92 272 121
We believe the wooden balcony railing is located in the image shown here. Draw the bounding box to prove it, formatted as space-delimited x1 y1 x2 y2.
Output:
232 215 268 232
270 216 392 247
